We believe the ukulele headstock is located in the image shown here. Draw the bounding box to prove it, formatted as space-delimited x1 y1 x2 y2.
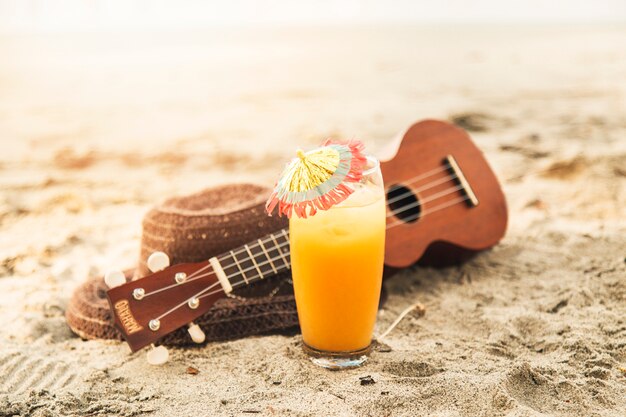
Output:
106 256 225 352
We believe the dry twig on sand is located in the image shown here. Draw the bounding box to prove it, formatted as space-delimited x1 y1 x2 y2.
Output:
377 302 426 342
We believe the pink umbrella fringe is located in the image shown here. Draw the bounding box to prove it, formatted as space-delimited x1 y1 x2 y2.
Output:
266 139 367 218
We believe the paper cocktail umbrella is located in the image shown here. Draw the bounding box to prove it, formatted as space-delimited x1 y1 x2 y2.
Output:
266 139 367 218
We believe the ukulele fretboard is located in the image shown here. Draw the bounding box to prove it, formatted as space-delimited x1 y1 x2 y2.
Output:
214 229 291 290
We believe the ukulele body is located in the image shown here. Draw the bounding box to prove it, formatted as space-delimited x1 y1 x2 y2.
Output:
380 120 508 268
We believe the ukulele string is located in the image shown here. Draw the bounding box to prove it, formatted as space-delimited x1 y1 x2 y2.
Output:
141 161 584 321
141 272 219 299
385 163 454 205
147 167 469 320
208 174 459 278
160 240 291 296
386 195 470 230
139 239 292 298
385 183 464 218
212 230 290 270
213 191 470 292
144 162 584 320
149 164 458 297
213 163 458 272
154 282 219 321
192 192 471 306
141 262 216 298
385 173 458 206
152 241 297 320
129 163 584 319
146 172 466 305
177 164 454 272
388 162 451 191
182 261 213 282
149 159 484 290
152 189 470 323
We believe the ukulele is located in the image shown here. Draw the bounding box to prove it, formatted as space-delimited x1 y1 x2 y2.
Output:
106 119 507 357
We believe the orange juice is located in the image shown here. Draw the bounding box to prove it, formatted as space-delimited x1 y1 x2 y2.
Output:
289 183 386 352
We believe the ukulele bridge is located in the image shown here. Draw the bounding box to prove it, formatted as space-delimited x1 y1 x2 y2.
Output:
445 155 479 207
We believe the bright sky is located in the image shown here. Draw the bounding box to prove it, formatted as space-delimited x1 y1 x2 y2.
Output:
1 0 625 34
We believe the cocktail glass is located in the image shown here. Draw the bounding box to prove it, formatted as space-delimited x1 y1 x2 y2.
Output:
289 155 385 369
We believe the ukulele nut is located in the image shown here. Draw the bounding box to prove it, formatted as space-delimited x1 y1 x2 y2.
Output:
188 297 200 309
174 272 187 283
149 319 161 331
133 288 145 300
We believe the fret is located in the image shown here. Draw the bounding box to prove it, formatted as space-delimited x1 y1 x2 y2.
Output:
232 246 266 286
249 240 276 279
278 229 291 268
252 233 286 276
212 229 293 291
270 231 290 269
217 252 239 288
258 238 277 274
229 250 248 284
244 244 263 278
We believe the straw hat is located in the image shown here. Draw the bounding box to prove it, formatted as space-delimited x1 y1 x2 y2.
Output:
66 183 299 345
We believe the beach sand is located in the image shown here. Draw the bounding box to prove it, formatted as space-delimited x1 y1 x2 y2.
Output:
0 25 625 416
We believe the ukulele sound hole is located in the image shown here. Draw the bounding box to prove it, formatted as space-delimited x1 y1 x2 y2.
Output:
387 184 421 223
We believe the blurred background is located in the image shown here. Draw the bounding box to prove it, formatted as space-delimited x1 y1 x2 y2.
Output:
1 0 625 268
1 1 625 162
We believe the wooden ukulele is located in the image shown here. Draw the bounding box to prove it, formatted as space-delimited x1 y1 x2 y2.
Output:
106 119 507 359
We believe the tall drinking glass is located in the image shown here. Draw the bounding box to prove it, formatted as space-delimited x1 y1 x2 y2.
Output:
289 155 385 369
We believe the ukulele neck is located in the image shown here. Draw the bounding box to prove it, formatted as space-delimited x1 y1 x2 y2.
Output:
210 228 291 293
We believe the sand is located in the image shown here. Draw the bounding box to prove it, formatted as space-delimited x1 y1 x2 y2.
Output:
1 25 625 416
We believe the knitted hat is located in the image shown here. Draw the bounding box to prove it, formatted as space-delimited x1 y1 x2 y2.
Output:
66 183 299 345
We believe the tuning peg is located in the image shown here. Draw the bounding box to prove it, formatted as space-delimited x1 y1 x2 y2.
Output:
147 251 170 273
104 270 126 289
188 322 206 344
146 344 169 366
